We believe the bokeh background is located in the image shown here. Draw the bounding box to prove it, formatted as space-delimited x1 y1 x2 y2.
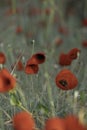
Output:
0 0 87 130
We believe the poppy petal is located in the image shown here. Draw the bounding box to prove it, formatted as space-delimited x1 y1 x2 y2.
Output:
0 68 16 92
13 111 35 130
31 52 46 64
55 69 78 90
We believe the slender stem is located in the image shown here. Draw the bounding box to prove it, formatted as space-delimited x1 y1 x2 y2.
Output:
45 72 55 117
0 108 11 120
11 50 24 75
31 40 35 56
18 104 30 114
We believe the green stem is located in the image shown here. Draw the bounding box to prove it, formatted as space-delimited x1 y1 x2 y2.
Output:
31 40 35 56
18 104 29 113
45 72 55 117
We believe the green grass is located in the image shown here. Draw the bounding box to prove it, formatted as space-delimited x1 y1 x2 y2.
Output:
0 0 87 130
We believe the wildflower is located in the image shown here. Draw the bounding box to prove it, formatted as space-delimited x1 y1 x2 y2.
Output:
13 111 35 130
31 52 46 64
65 115 87 130
25 52 45 74
25 58 39 74
44 117 65 130
0 52 6 64
59 53 72 66
16 26 23 34
68 48 80 60
0 68 16 92
55 69 78 90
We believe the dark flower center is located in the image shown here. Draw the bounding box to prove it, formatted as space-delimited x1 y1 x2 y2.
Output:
4 78 11 86
70 53 75 58
36 54 45 60
59 79 67 87
28 64 38 71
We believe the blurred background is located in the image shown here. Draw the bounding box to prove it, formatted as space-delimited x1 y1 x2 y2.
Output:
0 0 87 130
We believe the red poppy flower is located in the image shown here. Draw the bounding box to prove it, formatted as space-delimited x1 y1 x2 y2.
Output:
16 26 23 34
55 69 78 90
25 58 39 74
65 115 87 130
44 117 65 130
13 111 35 130
31 52 46 64
82 41 87 47
59 53 72 66
0 52 6 64
82 19 87 27
0 68 16 93
68 48 80 60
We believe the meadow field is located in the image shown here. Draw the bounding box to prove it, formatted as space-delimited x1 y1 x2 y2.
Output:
0 0 87 130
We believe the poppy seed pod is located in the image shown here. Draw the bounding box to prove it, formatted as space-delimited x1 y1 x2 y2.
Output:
55 69 78 90
0 68 16 92
59 53 72 66
68 48 80 60
31 52 46 64
13 111 35 130
65 115 87 130
25 58 39 74
0 52 6 64
45 117 66 130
